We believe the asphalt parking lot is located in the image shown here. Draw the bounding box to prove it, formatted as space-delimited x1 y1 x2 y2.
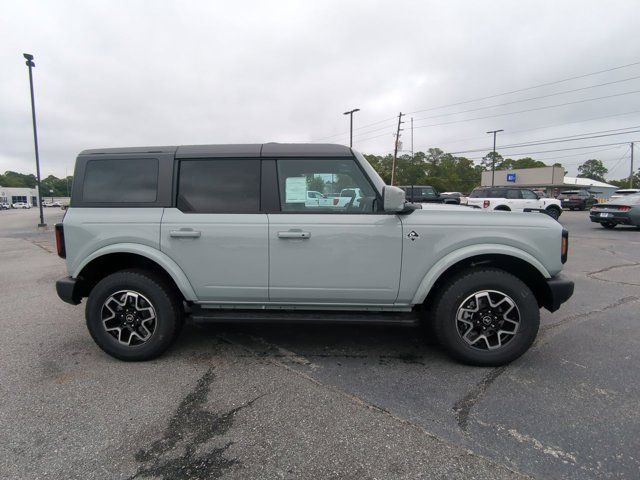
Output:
1 208 639 479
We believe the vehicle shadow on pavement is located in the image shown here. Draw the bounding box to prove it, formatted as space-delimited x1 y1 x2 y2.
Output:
171 322 450 367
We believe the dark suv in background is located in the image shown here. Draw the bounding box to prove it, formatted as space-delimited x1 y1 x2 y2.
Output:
399 185 460 204
557 190 597 210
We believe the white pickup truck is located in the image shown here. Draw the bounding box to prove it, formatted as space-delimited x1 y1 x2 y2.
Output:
465 187 562 220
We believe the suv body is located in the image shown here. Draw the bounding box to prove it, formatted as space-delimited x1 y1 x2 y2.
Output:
466 187 562 220
398 186 460 204
55 144 573 366
557 190 597 210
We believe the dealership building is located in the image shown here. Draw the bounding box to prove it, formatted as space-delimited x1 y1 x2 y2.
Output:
480 166 618 199
0 186 40 206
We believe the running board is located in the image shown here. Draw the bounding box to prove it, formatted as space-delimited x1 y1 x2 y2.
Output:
190 308 420 326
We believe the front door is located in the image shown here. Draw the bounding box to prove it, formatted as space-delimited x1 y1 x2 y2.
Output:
267 157 402 304
160 158 268 303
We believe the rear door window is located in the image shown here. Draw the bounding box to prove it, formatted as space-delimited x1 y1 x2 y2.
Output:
177 159 260 213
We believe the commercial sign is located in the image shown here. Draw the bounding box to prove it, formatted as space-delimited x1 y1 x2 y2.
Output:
506 173 516 182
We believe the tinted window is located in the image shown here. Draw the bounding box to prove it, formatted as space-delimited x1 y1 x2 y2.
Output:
177 159 260 213
83 158 158 203
521 190 537 199
276 159 378 213
506 189 521 199
414 187 437 197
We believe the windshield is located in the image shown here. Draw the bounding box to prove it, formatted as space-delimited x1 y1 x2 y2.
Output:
353 150 385 195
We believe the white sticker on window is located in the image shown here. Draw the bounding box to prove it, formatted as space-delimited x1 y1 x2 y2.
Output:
285 177 307 203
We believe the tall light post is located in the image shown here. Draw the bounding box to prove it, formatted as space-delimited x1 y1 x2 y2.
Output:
343 108 360 148
486 129 504 186
23 53 46 227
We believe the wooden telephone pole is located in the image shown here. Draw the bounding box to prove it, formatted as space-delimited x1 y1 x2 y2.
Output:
391 112 404 185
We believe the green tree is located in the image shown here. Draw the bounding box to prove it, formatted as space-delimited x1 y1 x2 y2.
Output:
481 151 503 171
577 159 608 182
306 175 326 194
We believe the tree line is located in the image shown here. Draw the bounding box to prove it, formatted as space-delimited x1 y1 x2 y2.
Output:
0 171 73 197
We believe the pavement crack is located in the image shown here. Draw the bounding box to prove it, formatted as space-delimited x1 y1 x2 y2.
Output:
586 261 640 286
541 296 640 332
453 366 507 432
130 367 267 480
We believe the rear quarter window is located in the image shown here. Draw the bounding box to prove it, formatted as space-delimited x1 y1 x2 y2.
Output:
82 158 159 203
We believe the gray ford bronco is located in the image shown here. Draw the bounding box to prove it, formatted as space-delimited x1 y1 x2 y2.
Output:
55 143 573 366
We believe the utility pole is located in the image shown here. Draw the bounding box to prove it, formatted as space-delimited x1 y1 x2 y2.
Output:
486 129 504 187
23 53 46 227
343 108 360 148
391 112 404 186
411 117 414 160
630 142 635 188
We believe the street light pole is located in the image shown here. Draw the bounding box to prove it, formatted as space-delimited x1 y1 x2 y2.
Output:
486 129 504 187
23 53 46 227
343 108 360 148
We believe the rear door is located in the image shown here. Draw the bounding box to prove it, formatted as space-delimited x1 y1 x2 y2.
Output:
267 157 402 304
160 158 268 302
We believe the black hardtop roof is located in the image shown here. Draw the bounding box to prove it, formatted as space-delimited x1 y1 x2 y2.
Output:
78 143 353 158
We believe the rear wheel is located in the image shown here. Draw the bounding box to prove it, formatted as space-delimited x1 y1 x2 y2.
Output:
85 270 182 361
546 207 561 220
432 268 539 366
601 221 616 229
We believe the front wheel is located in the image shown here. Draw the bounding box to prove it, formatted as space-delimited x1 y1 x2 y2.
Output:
432 268 540 366
85 270 182 361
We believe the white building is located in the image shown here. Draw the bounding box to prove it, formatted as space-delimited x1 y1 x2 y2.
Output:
0 186 40 206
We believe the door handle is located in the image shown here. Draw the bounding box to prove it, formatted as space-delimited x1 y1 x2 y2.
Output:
277 230 311 239
170 228 201 238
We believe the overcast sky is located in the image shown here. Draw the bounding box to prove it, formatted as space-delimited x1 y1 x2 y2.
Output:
2 0 639 179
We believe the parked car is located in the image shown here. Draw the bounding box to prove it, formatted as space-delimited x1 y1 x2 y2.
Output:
609 188 640 200
0 202 10 210
55 143 573 366
399 185 459 204
589 194 640 229
466 187 563 220
440 192 464 204
43 201 62 208
557 190 598 211
12 202 31 209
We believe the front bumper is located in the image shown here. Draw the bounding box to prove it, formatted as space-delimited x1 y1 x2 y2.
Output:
56 276 82 305
543 274 574 312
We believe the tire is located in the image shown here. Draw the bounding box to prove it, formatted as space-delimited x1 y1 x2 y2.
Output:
432 268 540 366
546 207 561 220
601 221 616 229
85 270 182 361
494 206 511 212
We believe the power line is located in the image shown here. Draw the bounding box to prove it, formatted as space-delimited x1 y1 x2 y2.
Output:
406 60 640 115
450 126 640 155
311 60 640 143
467 140 638 159
409 75 640 124
411 89 640 131
413 109 640 151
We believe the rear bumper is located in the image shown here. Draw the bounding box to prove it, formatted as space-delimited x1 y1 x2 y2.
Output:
543 274 574 312
56 276 82 305
589 212 631 224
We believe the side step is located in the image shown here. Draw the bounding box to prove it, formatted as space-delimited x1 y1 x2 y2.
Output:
190 308 420 326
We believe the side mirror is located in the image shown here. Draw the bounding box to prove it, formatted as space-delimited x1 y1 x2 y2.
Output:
383 185 407 212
